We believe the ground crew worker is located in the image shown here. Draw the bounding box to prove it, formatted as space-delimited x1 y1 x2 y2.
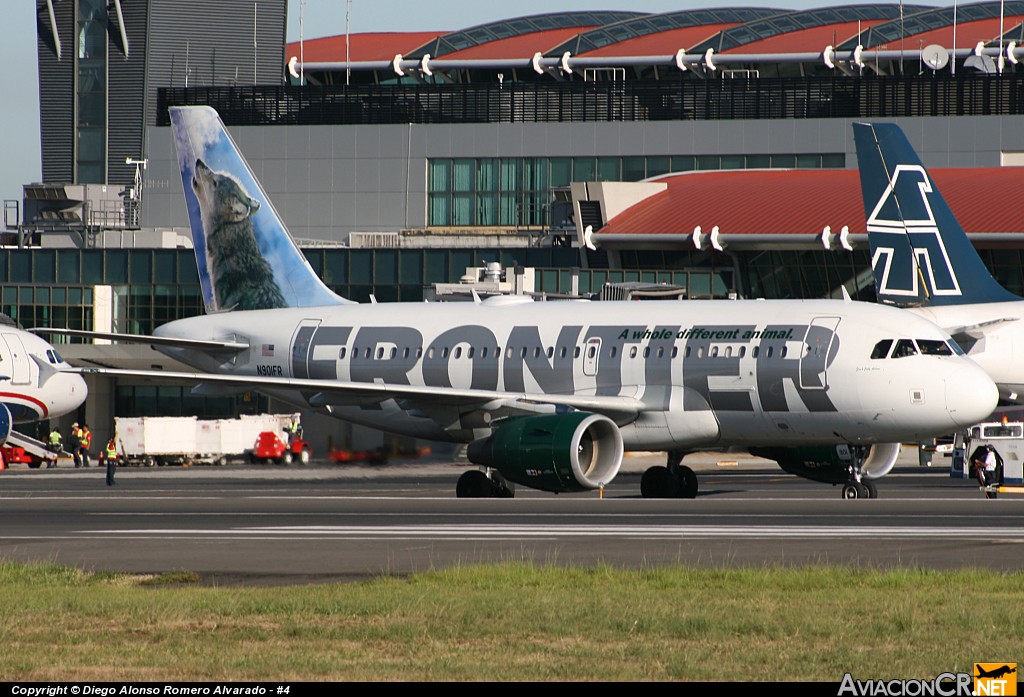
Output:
286 414 303 446
46 428 62 468
68 423 81 468
985 445 1003 486
78 424 92 468
101 435 119 486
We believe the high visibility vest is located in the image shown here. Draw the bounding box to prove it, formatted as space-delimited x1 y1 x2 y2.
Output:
49 431 61 446
105 443 117 459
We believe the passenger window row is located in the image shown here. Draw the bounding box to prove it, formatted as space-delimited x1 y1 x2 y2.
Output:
331 342 813 361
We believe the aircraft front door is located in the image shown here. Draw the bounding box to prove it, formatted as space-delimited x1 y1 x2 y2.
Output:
2 333 30 386
799 317 841 390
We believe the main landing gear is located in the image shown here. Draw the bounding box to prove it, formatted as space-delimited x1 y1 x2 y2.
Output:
456 468 516 498
640 450 699 499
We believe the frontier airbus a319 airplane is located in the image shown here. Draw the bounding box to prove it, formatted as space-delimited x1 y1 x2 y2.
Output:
42 106 998 499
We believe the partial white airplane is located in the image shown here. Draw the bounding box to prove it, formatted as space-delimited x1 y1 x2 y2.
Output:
42 107 998 499
853 122 1024 404
0 314 87 438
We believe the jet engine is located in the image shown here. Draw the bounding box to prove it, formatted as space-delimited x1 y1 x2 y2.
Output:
751 442 901 485
467 412 623 493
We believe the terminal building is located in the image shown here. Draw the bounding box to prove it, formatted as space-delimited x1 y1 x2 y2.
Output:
13 0 1024 450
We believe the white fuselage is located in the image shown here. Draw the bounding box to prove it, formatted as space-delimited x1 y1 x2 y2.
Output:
906 302 1024 403
155 298 996 449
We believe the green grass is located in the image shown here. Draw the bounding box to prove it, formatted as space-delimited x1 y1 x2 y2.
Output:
0 561 1018 681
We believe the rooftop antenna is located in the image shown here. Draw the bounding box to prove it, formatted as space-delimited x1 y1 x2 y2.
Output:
346 0 352 86
952 0 957 75
254 2 258 83
999 0 1006 74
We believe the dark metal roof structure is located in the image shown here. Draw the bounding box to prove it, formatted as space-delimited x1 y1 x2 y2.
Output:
595 168 1024 242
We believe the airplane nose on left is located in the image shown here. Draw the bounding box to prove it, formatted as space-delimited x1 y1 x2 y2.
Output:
50 371 88 419
944 362 998 429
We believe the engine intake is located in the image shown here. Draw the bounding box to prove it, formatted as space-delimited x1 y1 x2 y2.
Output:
467 412 623 493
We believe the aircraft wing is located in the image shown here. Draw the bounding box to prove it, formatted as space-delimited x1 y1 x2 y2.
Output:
28 328 249 353
72 366 643 421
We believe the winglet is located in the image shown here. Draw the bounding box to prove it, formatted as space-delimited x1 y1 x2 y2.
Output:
169 106 350 313
853 122 1017 306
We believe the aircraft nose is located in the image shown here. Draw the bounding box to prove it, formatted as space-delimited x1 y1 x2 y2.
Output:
945 362 998 428
50 371 88 419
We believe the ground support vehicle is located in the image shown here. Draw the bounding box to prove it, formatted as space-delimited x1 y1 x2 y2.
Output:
251 430 311 464
951 420 1024 497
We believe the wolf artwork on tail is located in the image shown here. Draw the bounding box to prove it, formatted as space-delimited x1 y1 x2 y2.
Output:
191 159 286 311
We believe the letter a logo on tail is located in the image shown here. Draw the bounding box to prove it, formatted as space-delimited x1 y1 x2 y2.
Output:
854 122 1017 306
865 164 961 300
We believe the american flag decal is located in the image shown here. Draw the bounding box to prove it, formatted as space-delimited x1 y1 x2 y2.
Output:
262 344 275 356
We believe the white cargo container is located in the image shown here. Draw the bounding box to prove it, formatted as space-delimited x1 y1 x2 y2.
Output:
115 415 294 466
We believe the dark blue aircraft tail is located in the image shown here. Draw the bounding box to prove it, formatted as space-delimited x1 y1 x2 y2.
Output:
853 122 1018 306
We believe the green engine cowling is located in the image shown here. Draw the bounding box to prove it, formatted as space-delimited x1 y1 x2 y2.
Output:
467 412 624 493
750 442 901 484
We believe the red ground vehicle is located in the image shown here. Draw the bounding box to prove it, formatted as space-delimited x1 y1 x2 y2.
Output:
250 431 311 464
1 445 39 468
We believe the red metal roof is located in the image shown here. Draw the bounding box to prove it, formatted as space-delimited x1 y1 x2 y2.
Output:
599 168 1024 236
285 33 442 63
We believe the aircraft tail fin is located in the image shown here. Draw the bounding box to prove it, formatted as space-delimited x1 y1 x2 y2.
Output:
169 106 351 313
853 122 1017 306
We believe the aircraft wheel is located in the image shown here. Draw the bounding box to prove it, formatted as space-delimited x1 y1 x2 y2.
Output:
841 483 861 499
640 466 679 498
674 465 698 499
456 470 494 498
862 480 878 499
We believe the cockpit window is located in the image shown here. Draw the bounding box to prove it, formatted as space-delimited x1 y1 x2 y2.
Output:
870 339 893 360
947 340 965 356
917 339 953 356
892 339 918 358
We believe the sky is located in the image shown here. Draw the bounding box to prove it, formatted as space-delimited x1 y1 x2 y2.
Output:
0 0 824 217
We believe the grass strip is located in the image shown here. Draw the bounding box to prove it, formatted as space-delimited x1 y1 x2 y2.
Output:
0 561 1017 681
